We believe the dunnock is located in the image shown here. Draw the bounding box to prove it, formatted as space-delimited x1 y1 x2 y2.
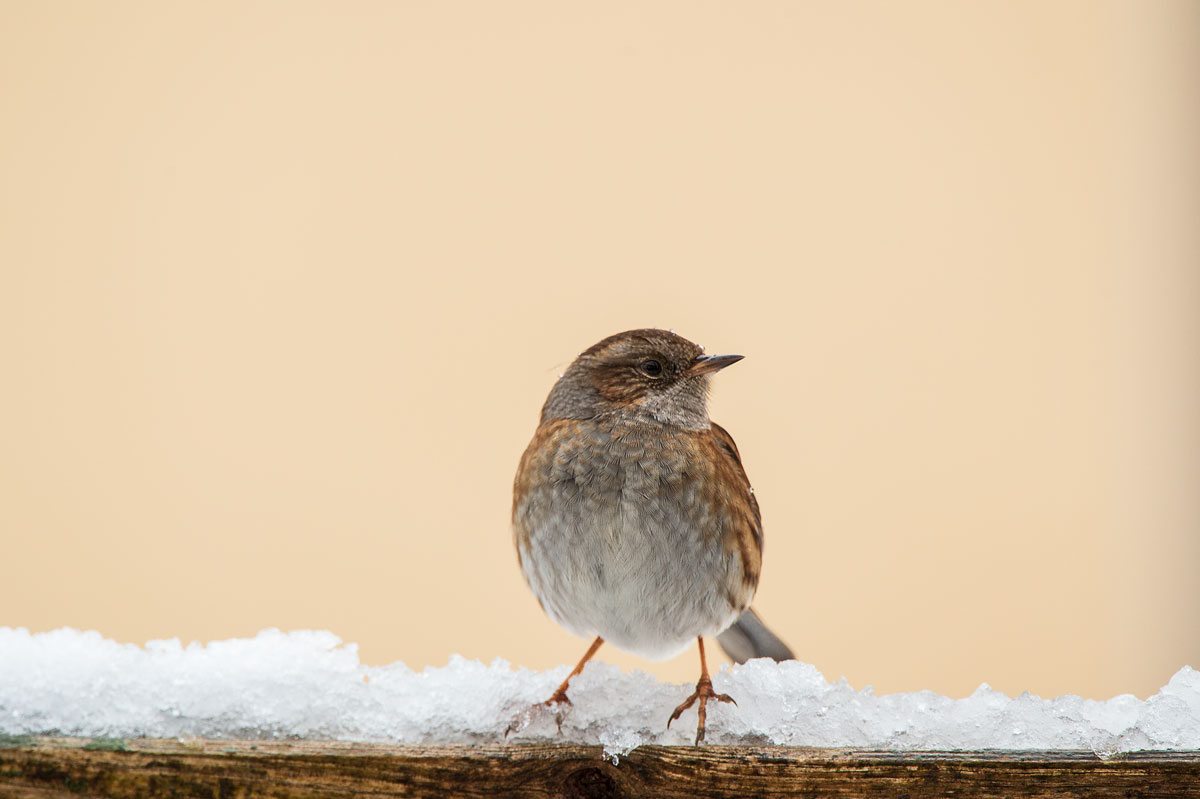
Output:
511 329 790 744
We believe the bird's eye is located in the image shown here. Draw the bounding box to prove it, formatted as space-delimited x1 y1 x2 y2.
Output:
639 359 664 377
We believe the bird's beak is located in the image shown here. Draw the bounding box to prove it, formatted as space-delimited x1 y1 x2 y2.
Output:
688 353 745 376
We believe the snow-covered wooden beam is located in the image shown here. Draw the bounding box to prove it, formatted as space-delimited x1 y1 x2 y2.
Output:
2 737 1199 798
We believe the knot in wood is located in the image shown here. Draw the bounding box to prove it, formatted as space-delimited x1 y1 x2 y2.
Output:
559 765 624 799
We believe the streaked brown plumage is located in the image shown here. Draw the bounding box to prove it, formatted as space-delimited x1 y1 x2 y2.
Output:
510 329 787 744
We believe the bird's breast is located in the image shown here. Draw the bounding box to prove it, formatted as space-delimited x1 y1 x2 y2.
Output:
512 417 757 659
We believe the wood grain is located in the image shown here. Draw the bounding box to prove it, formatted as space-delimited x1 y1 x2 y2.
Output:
1 737 1198 798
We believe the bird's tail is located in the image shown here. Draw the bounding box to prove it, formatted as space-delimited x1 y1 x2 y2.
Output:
716 608 795 664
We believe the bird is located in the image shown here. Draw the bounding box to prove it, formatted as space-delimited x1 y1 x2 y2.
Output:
510 328 790 744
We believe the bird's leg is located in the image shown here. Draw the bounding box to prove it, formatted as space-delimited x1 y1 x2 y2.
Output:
505 637 604 737
542 636 604 707
667 637 737 745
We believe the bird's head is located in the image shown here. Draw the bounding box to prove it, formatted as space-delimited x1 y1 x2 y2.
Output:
541 329 743 429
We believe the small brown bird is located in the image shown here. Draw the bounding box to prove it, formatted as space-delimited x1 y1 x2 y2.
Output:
511 329 787 744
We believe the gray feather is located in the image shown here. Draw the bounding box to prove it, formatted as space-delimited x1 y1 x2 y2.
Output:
716 608 794 663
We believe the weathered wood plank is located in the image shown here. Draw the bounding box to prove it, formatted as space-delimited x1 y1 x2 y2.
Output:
1 737 1198 798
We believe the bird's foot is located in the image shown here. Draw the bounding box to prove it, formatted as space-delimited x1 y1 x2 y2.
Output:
504 689 572 738
667 675 736 745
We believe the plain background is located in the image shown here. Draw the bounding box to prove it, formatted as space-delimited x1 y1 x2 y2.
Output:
2 1 1197 701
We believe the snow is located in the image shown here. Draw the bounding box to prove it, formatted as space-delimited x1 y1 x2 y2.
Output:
2 627 1197 758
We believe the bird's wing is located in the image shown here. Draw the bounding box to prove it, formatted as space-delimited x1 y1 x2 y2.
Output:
709 421 763 553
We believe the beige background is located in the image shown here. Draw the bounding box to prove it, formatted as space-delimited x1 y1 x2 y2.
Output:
1 1 1197 701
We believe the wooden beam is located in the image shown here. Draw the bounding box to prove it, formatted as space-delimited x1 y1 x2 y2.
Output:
1 737 1198 798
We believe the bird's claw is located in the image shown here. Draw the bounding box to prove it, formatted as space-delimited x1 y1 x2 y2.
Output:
667 676 736 745
504 692 572 738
